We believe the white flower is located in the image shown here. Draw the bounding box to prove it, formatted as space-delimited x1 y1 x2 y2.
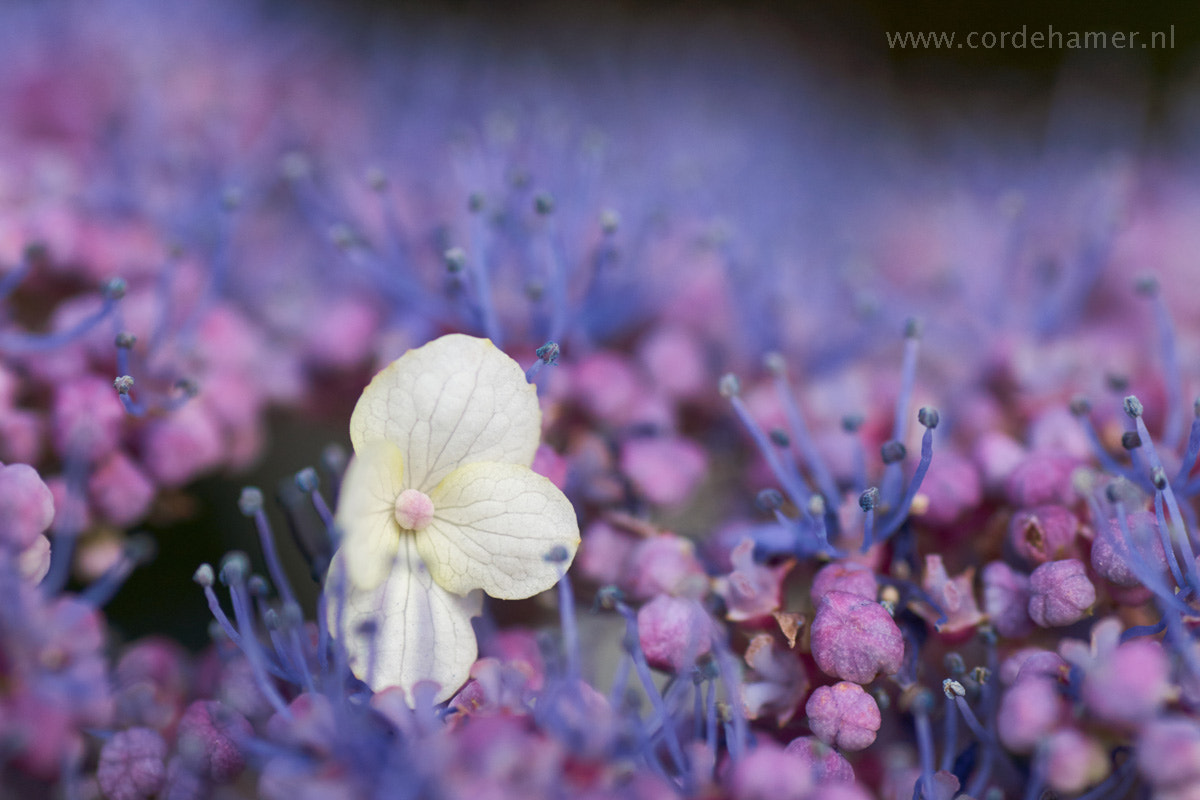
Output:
327 334 579 702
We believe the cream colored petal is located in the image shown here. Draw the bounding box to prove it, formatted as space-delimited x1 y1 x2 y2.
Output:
334 440 405 592
327 538 483 703
350 334 540 492
418 462 580 600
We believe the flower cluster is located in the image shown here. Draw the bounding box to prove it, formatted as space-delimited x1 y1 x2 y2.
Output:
2 1 1200 799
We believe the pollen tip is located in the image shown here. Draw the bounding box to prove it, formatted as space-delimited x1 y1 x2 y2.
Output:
880 440 907 464
238 487 264 517
1123 395 1143 419
193 564 215 588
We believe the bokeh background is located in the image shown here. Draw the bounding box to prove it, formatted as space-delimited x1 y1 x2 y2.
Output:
98 0 1200 651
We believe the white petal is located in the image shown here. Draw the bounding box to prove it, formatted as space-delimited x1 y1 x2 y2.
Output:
327 538 483 703
350 334 540 492
334 440 405 592
418 462 580 600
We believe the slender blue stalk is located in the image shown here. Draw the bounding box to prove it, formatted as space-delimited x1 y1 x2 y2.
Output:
616 603 688 782
243 487 299 609
557 569 581 683
879 423 935 540
912 694 935 800
939 692 957 773
767 358 839 505
0 292 119 354
728 392 810 509
1153 492 1188 591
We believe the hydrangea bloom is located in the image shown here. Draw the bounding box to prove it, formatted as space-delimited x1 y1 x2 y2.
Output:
327 334 580 701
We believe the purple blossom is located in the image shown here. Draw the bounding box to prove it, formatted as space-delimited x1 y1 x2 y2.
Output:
1028 558 1096 627
805 682 881 752
97 727 168 800
810 590 904 684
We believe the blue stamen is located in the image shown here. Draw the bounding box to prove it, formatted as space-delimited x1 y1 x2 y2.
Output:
615 602 689 782
241 486 299 610
765 353 840 506
0 278 123 354
879 413 937 541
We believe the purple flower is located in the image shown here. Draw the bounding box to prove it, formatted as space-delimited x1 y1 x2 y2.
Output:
1042 728 1108 794
1137 716 1200 793
805 682 881 751
0 462 54 555
1005 452 1082 508
1028 558 1096 627
637 594 712 671
783 736 855 784
725 740 814 800
982 560 1033 638
810 590 904 684
1009 504 1080 564
175 700 253 784
810 561 877 606
97 727 168 800
997 677 1065 753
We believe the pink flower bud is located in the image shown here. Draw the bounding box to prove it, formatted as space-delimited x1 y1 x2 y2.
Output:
982 561 1032 638
997 677 1065 753
1028 559 1095 627
915 449 981 526
52 375 125 460
0 407 43 464
620 436 707 507
301 295 379 368
89 451 156 527
810 561 877 606
1137 716 1200 791
726 740 814 800
810 590 904 684
638 594 712 671
638 325 708 400
1005 453 1081 508
783 736 855 783
1009 505 1079 564
176 700 252 784
805 681 881 751
1081 639 1171 727
97 728 167 800
998 648 1065 686
973 431 1025 492
141 403 223 487
577 521 635 586
1012 651 1069 686
1091 511 1166 588
570 352 640 424
0 462 54 550
627 534 707 599
1043 728 1108 794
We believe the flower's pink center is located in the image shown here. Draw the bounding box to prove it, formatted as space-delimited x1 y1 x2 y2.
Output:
394 488 435 531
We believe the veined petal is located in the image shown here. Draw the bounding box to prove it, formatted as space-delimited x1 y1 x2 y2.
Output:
419 462 580 600
327 538 483 703
349 334 540 492
335 440 405 592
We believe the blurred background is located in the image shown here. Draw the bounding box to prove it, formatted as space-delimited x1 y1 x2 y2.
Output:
97 0 1200 648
